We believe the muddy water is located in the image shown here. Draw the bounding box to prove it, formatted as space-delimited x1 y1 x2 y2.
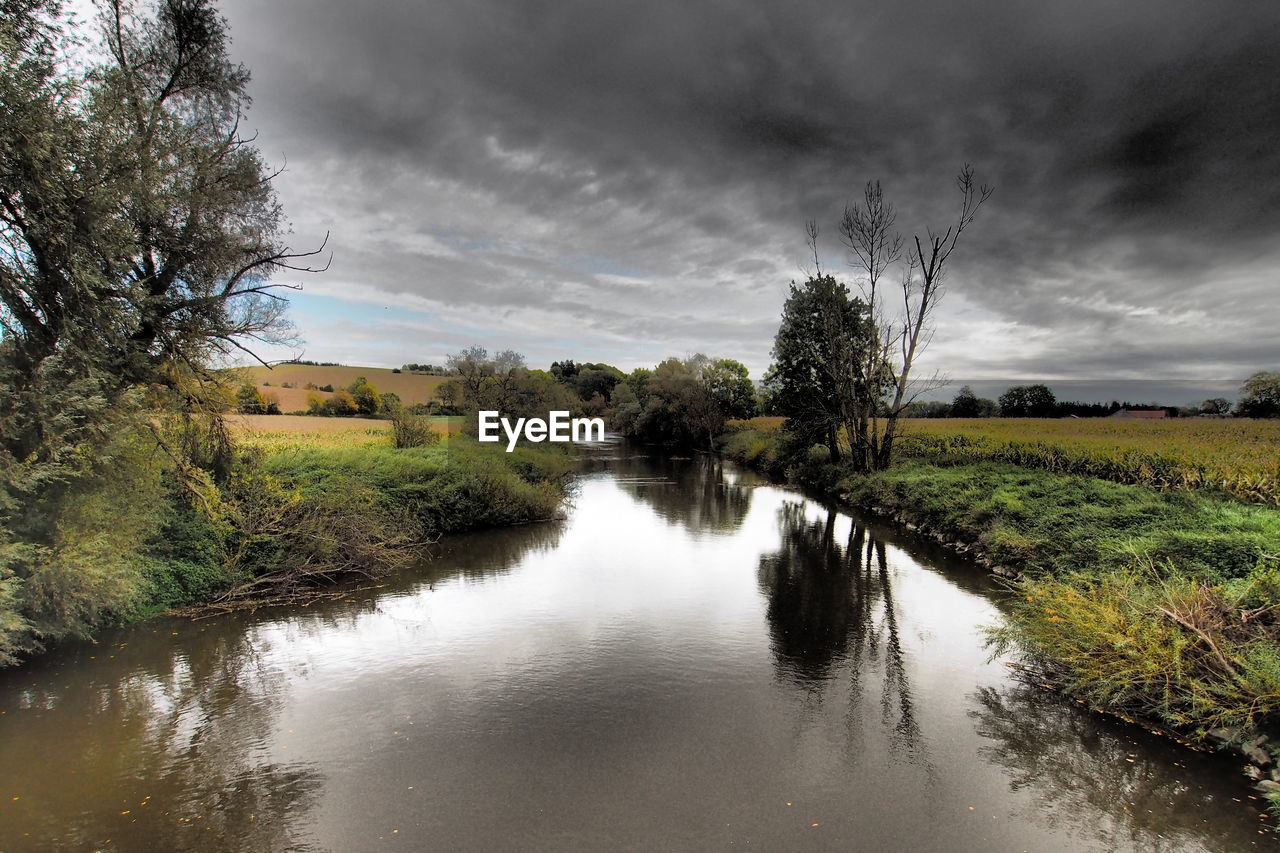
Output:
0 444 1273 851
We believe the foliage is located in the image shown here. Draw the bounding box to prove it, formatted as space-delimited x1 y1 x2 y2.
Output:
612 355 756 448
1238 371 1280 418
769 274 874 462
0 0 317 489
703 358 756 420
0 424 172 663
989 558 1280 733
951 385 998 417
348 378 381 416
236 383 269 414
0 0 321 659
998 384 1057 417
389 405 441 449
328 389 357 417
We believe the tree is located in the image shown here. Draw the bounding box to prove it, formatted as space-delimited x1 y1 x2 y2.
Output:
235 383 268 414
327 389 357 417
1 0 324 465
549 359 579 381
1236 372 1280 418
998 384 1057 417
347 379 380 416
443 346 528 415
1199 398 1233 416
704 358 757 421
770 274 875 461
836 169 992 469
0 0 317 660
611 355 753 448
571 363 624 403
950 385 996 418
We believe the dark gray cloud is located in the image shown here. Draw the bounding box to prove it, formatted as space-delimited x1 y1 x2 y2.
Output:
216 0 1280 378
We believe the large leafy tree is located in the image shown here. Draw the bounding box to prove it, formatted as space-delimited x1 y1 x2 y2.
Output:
1 0 320 478
769 274 875 462
0 0 318 659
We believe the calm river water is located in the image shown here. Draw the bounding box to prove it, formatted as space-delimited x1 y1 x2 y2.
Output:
0 442 1274 851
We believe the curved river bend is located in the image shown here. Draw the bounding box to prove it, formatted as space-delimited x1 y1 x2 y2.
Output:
0 442 1273 851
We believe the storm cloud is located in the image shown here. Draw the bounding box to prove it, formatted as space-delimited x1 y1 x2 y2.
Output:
211 0 1280 380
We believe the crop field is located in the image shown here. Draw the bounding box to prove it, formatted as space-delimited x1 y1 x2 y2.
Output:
897 418 1280 504
232 364 451 406
229 414 461 452
732 416 1280 504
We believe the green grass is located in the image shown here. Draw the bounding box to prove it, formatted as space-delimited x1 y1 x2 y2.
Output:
716 421 1280 762
195 436 573 605
840 460 1280 581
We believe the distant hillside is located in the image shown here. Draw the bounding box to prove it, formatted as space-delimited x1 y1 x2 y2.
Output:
237 364 450 407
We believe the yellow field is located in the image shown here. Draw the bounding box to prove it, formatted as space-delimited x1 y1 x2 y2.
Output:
234 364 451 406
734 416 1280 504
229 414 461 452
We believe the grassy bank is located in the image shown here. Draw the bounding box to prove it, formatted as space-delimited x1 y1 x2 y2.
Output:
142 433 572 613
718 419 1280 786
0 421 573 664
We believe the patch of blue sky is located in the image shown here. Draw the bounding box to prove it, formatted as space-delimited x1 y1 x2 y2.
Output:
565 255 648 280
285 289 432 327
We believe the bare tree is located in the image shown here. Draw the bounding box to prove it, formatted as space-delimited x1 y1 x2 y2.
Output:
838 166 992 470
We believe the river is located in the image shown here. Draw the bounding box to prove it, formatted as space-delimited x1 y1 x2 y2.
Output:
0 441 1273 851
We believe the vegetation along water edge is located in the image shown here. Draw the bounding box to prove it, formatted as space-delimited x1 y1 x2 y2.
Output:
716 415 1280 809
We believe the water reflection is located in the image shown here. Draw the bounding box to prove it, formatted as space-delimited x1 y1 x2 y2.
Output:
0 628 322 852
1 445 1271 852
971 682 1272 851
424 519 566 583
606 453 754 535
759 501 921 757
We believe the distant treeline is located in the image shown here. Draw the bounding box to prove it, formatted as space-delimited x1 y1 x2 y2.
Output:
898 383 1261 419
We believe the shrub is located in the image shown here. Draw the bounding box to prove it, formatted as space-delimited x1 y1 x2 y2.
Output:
391 410 441 449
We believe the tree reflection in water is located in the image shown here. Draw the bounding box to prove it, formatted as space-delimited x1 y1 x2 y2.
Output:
0 627 323 852
758 501 923 762
970 682 1271 851
609 453 754 535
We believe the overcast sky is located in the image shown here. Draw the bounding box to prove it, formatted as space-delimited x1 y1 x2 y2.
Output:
205 0 1278 382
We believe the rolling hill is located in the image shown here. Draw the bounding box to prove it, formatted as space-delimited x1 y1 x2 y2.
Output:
234 364 451 409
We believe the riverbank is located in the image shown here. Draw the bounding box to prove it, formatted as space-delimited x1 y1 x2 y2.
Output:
717 421 1280 808
144 434 574 614
0 422 574 665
